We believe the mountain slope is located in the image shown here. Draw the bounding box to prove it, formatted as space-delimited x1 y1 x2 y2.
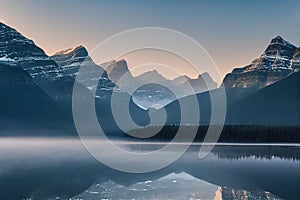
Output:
226 72 300 125
0 22 79 107
160 72 300 126
223 36 298 88
105 59 132 83
0 63 72 133
0 22 62 83
292 48 300 69
51 47 150 134
50 46 115 98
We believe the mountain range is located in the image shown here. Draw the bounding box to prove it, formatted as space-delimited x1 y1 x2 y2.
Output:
102 59 217 109
0 21 299 136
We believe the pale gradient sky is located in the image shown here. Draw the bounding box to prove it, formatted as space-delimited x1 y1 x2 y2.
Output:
0 0 299 81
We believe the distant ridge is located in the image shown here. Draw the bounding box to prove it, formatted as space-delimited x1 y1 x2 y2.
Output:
102 59 217 109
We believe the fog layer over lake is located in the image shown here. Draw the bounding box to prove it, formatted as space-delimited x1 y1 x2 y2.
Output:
0 138 299 199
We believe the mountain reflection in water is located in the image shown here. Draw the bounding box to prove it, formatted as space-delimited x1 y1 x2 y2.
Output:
0 138 299 200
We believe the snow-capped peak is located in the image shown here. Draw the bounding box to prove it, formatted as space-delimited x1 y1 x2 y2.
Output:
0 22 46 59
222 35 299 88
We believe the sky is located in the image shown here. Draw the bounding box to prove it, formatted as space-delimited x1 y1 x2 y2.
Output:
0 0 299 82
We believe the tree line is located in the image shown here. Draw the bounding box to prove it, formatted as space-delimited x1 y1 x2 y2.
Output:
126 125 300 143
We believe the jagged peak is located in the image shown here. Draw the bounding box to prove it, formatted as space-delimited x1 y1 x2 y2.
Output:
197 72 210 78
137 69 169 81
140 69 160 76
172 75 190 81
196 72 217 86
53 45 88 57
270 35 295 48
0 22 31 41
112 58 127 65
271 35 284 43
104 59 128 67
0 22 46 57
106 58 129 72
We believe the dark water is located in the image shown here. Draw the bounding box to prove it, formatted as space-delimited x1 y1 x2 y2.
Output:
0 138 299 199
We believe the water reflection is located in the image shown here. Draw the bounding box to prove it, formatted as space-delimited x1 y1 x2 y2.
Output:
73 172 221 200
0 138 299 199
72 172 283 200
211 145 300 161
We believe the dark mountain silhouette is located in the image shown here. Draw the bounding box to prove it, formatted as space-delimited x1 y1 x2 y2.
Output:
226 72 300 125
0 63 73 133
161 71 300 126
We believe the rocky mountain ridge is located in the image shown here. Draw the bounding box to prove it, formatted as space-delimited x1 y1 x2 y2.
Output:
223 36 299 88
102 59 217 109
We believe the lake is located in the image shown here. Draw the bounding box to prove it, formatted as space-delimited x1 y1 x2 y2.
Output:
0 138 299 199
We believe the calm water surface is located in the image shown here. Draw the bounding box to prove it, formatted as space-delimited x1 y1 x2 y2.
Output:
0 138 299 200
